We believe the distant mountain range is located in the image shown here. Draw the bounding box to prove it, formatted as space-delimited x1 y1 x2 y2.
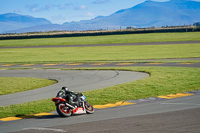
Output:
1 0 200 33
0 13 51 33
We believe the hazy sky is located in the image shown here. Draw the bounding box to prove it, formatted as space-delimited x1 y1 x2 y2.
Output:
1 0 198 24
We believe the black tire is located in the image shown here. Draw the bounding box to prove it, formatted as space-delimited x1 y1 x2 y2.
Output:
85 102 94 114
56 103 72 117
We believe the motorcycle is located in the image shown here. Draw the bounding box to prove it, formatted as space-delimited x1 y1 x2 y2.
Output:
52 95 94 117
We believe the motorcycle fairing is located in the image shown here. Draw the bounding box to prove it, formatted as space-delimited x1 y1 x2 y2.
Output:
52 97 66 104
73 107 86 114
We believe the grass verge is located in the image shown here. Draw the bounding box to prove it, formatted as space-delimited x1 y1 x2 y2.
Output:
0 77 57 95
0 67 200 118
0 32 200 47
0 43 200 64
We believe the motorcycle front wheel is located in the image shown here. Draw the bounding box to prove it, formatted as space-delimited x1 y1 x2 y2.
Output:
56 103 72 117
85 102 94 114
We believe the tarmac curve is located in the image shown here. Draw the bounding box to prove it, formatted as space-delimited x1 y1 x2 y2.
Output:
0 69 149 106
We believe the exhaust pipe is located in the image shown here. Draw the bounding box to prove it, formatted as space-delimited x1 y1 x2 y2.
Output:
65 103 76 109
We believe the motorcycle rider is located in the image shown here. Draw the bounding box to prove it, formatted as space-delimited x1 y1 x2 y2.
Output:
56 87 83 107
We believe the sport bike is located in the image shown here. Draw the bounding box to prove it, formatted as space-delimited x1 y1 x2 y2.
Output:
52 95 94 117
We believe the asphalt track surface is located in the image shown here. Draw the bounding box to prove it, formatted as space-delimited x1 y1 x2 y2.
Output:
0 41 200 133
1 61 200 68
0 69 149 106
1 94 200 133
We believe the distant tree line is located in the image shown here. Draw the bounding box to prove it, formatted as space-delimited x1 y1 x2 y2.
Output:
1 23 200 40
193 22 200 27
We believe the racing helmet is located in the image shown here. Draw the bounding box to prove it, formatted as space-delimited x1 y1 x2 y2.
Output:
61 86 69 92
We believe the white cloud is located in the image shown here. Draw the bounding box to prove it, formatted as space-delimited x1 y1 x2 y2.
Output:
57 3 72 10
25 3 72 12
26 4 40 12
74 5 87 10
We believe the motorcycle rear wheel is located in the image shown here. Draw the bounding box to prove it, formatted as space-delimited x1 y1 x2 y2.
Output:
56 103 72 117
85 102 94 114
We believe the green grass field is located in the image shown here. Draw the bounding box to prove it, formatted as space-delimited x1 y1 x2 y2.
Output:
0 44 200 64
83 67 200 105
0 32 200 47
0 77 57 95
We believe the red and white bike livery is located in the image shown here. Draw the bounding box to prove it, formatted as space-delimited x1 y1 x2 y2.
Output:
52 95 94 117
